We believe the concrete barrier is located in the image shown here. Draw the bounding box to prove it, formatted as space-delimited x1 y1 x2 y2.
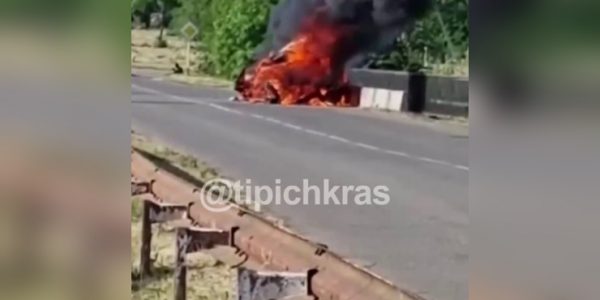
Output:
348 69 469 117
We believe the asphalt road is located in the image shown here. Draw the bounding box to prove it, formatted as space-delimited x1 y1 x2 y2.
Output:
132 74 468 300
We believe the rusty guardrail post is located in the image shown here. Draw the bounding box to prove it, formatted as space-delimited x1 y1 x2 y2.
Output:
132 176 189 278
131 178 153 196
173 226 237 300
143 200 188 277
174 228 189 300
140 200 153 276
132 179 155 277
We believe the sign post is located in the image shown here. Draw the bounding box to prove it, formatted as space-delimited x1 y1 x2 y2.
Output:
180 22 199 75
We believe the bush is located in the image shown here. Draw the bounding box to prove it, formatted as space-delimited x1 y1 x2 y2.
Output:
373 0 469 76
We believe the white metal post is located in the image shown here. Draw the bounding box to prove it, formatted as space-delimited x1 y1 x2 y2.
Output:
185 40 191 75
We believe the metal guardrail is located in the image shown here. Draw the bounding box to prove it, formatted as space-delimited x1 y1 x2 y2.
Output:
348 69 469 117
131 149 426 300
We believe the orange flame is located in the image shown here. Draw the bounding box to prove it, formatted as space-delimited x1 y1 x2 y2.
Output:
236 10 359 107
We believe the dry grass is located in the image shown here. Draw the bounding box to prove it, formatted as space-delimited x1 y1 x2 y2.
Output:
131 133 219 183
131 201 236 300
131 29 232 88
131 29 193 71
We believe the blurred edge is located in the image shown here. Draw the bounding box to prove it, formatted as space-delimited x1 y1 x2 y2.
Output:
0 0 130 300
471 0 600 300
2 0 600 299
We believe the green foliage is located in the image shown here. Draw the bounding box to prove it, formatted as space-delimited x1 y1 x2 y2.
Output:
131 0 153 13
374 0 469 76
165 0 467 77
173 0 277 79
131 0 159 26
131 0 178 29
169 0 213 35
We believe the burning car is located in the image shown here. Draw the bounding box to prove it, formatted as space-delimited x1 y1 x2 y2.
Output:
235 10 359 107
234 0 430 108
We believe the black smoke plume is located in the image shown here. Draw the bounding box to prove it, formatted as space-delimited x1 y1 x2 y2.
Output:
255 0 431 67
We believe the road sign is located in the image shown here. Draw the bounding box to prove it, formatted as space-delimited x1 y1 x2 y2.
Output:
180 22 198 75
180 22 198 41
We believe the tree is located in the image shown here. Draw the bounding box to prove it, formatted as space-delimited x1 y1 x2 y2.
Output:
167 0 468 77
131 0 178 45
131 0 157 28
172 0 278 78
170 0 214 36
156 0 178 43
373 0 468 75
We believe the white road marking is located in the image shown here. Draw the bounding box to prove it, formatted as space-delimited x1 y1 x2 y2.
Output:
453 165 470 171
132 84 160 94
303 128 328 137
264 117 283 124
132 83 468 172
131 94 169 101
209 103 244 115
417 156 451 166
282 123 303 131
327 135 350 143
383 149 409 157
354 142 380 151
132 84 209 106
